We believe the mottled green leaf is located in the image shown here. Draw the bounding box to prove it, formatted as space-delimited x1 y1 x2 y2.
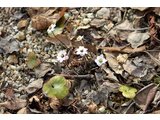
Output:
42 75 69 99
27 51 41 69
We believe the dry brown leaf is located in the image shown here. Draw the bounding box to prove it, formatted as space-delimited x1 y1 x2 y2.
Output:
27 7 50 17
127 31 150 48
49 97 61 110
26 79 43 94
31 8 67 31
0 98 27 110
104 52 123 74
0 36 20 54
34 63 52 78
123 60 137 75
17 107 28 114
87 102 97 113
90 19 106 28
131 7 149 11
46 34 72 48
5 87 15 100
134 83 158 111
31 15 52 30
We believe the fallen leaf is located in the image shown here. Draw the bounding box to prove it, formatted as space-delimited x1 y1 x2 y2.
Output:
134 83 158 111
31 15 52 30
102 81 120 93
28 96 43 113
17 107 28 114
127 31 150 48
87 102 97 113
27 7 50 17
0 36 20 54
131 7 149 11
115 20 134 30
119 85 137 99
26 51 41 69
123 60 137 75
46 34 72 48
5 87 15 100
0 98 27 110
34 63 52 78
105 52 123 74
116 54 128 63
90 19 106 28
26 79 43 94
131 67 148 78
96 8 110 19
49 97 61 110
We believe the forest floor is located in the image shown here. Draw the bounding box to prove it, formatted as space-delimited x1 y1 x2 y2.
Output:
1 7 160 114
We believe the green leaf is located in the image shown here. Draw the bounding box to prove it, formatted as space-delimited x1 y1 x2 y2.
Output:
27 51 41 69
42 75 69 99
119 85 137 99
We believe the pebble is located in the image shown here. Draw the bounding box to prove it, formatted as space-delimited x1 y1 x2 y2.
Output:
82 18 91 25
87 13 94 19
17 19 28 29
0 93 5 99
98 106 106 113
7 55 18 64
15 31 26 41
96 8 110 19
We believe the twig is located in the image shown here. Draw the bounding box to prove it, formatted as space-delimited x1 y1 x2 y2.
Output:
116 27 149 31
98 45 146 53
143 51 160 66
55 74 94 79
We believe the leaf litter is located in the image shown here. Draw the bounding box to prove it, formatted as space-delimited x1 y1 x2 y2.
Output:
1 7 160 114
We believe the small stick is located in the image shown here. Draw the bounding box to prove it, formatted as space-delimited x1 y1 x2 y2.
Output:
98 45 146 53
55 74 94 79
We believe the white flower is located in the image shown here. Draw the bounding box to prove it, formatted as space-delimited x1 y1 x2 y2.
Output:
75 46 88 56
47 24 56 34
57 50 69 63
95 54 107 66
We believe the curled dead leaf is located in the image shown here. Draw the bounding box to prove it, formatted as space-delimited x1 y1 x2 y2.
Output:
34 63 52 78
134 83 158 111
46 34 72 48
49 97 61 110
26 79 43 94
105 52 123 74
